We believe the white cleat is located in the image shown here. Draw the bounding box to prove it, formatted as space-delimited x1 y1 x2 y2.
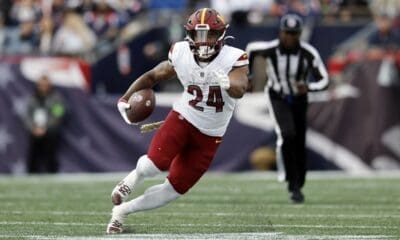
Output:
106 205 127 234
111 181 132 205
106 219 124 234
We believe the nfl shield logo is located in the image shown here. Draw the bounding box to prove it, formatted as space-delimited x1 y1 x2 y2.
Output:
200 72 205 78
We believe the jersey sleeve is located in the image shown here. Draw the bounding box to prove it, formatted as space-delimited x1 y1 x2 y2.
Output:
233 52 249 67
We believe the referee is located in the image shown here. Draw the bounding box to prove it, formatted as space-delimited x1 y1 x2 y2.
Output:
246 14 329 203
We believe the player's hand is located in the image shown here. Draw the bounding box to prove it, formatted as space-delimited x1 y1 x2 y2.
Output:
32 127 46 137
296 81 308 95
117 98 135 125
214 70 230 90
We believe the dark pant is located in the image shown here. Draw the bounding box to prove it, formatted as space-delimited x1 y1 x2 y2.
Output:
268 90 308 192
28 131 60 173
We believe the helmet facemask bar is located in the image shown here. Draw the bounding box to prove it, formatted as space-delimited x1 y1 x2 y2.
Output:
187 23 226 59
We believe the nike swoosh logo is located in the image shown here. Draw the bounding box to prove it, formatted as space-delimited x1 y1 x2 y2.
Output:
215 139 222 144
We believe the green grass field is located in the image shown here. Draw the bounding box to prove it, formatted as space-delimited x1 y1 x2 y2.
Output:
0 172 399 239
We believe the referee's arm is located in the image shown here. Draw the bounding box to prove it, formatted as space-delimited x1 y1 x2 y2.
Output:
246 41 270 90
246 42 273 74
304 44 329 92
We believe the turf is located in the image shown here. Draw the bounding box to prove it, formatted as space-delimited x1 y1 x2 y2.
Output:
0 172 399 239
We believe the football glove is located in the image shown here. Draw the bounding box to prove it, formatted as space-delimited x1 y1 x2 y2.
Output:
117 98 135 125
214 70 230 90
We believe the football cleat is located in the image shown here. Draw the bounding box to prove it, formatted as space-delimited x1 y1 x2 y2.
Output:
106 219 124 234
111 181 132 205
290 190 305 204
106 205 128 234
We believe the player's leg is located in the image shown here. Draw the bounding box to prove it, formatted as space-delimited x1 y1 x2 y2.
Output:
111 154 161 205
167 126 221 195
107 119 220 234
267 91 300 201
107 178 181 234
293 96 308 195
266 91 286 182
111 111 189 205
43 132 60 173
27 136 43 173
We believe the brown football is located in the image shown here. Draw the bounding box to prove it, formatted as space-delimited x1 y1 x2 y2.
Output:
126 89 155 123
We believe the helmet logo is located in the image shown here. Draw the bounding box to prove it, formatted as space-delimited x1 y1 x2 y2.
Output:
287 18 297 28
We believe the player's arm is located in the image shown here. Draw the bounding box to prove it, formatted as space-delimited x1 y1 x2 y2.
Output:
121 61 177 101
226 66 249 98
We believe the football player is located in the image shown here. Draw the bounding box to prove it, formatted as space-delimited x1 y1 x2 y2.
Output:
107 8 249 234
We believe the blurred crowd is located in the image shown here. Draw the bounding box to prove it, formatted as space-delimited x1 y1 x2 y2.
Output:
0 0 145 56
1 0 398 57
209 0 372 26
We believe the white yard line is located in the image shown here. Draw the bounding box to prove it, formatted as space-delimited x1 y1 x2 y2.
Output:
173 203 400 210
0 221 398 230
1 201 399 210
0 233 395 240
1 210 400 219
1 171 400 183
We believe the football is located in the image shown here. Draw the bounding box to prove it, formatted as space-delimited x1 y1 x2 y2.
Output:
126 88 155 123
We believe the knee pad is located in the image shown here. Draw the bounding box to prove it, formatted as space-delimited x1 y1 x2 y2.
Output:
136 155 162 177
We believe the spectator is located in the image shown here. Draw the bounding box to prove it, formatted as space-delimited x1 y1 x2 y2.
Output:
274 0 321 18
147 0 187 26
49 0 66 28
369 0 400 19
9 0 40 26
320 0 340 23
368 13 400 51
337 0 371 21
5 16 38 54
24 75 66 174
0 0 12 26
106 0 144 25
211 0 275 26
38 15 54 55
0 13 6 53
52 10 97 56
83 0 121 42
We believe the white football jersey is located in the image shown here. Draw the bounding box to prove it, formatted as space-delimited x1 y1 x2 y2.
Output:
169 41 248 137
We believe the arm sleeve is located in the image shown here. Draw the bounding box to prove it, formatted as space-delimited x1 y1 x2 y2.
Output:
307 47 329 91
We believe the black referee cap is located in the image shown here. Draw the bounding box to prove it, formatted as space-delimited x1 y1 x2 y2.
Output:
280 14 303 33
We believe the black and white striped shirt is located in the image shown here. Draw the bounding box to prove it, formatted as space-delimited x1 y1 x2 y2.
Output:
246 39 329 96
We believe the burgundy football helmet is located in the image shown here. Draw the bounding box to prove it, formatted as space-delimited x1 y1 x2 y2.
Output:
184 8 228 60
